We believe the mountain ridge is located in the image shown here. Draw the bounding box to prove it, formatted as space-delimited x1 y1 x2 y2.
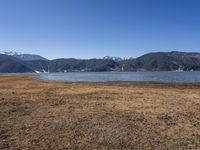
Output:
1 51 200 73
0 51 47 61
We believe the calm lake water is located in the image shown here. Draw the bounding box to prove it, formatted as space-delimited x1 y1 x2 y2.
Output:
31 71 200 83
1 71 200 83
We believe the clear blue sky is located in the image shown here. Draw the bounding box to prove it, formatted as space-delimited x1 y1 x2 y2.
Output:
0 0 200 59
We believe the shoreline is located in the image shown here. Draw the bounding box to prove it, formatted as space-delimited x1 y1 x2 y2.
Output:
2 74 200 88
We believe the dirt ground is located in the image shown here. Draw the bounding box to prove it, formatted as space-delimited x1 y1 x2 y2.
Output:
0 76 200 150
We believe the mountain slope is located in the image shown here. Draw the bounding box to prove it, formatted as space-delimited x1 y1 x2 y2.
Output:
23 60 49 72
14 54 47 61
49 58 120 72
0 54 34 73
123 51 200 71
0 52 49 73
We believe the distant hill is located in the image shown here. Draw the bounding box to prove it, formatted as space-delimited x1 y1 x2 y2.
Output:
0 51 200 73
49 58 120 72
123 51 200 71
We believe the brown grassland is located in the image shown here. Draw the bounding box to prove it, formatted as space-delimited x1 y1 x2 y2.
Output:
0 76 200 149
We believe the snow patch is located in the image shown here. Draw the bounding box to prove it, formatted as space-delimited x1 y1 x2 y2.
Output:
0 51 22 56
35 70 41 73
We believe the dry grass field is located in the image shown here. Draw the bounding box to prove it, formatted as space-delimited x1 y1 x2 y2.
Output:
0 76 200 149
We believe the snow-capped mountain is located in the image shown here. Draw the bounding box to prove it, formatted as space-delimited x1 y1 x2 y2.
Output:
0 51 22 56
0 51 47 61
0 51 49 73
103 56 124 62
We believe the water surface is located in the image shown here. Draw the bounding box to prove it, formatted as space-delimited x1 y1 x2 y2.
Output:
34 71 200 83
1 72 200 83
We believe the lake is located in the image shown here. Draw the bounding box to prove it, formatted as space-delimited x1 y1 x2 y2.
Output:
1 71 200 83
28 71 200 83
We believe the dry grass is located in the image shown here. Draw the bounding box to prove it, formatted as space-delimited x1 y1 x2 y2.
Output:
0 76 200 149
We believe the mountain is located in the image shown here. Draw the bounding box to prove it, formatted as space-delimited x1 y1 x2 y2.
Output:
23 60 49 72
123 51 200 71
0 54 34 73
49 58 120 72
0 51 49 73
103 56 124 62
0 51 47 61
0 51 200 73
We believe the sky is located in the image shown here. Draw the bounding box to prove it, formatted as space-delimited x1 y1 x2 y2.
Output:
0 0 200 59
